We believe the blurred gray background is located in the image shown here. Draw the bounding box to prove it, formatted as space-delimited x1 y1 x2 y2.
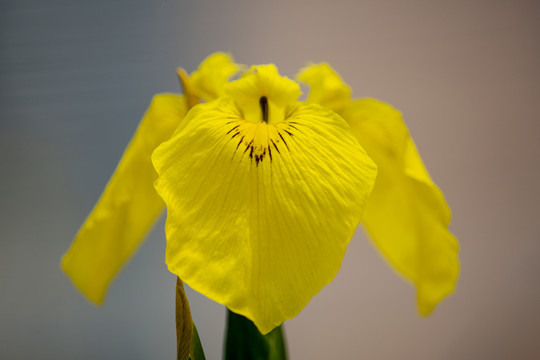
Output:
1 0 539 359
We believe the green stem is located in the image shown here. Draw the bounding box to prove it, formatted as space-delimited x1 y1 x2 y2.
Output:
225 309 287 360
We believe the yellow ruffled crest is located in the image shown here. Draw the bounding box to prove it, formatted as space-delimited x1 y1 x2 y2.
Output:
300 62 459 315
152 67 377 334
62 94 188 304
190 52 240 102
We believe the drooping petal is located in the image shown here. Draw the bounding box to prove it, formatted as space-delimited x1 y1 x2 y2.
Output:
190 52 240 102
296 62 351 113
299 62 459 314
152 97 377 334
62 94 188 304
341 99 459 315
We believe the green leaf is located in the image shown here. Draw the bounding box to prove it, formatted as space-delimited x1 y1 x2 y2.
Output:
190 324 206 360
225 309 287 360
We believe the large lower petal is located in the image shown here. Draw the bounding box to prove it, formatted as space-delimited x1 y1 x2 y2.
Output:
62 94 187 304
342 99 459 315
152 99 377 334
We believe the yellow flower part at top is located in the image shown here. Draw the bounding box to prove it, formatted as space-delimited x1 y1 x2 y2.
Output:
298 63 460 316
62 53 459 335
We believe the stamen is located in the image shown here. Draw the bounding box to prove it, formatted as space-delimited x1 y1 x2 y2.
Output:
259 96 269 123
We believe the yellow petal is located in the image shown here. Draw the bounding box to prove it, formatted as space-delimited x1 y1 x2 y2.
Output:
152 96 377 334
296 62 351 112
61 93 188 304
190 52 240 102
341 98 459 315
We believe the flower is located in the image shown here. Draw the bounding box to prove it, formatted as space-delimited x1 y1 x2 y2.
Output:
62 53 459 334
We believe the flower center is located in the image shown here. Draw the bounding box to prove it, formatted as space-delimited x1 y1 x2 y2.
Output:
224 112 298 167
225 64 302 125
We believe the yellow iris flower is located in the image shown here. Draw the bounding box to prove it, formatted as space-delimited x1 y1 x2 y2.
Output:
62 53 459 334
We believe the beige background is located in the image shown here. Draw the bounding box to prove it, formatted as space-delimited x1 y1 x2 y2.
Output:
1 0 539 359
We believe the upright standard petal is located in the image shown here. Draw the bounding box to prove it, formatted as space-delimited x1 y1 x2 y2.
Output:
152 67 377 334
62 94 187 304
341 99 459 315
296 62 351 113
190 52 240 102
